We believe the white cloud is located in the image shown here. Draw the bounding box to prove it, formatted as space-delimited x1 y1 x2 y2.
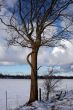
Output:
48 40 73 65
0 44 31 65
52 47 65 57
0 39 73 66
38 47 49 66
37 40 73 66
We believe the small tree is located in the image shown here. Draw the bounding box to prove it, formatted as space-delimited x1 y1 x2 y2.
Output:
0 0 73 103
44 69 61 100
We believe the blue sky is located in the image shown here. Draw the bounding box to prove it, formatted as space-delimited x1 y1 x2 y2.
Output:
0 65 30 75
0 64 50 75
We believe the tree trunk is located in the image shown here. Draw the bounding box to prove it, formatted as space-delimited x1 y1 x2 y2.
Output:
29 48 38 103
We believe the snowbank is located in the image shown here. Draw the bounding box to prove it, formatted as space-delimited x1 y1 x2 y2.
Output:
19 90 73 110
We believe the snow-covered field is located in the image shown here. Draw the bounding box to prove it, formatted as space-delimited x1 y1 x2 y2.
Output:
0 79 73 110
0 79 30 110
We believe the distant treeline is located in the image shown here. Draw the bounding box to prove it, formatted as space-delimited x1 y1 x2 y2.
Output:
0 73 73 79
0 74 31 79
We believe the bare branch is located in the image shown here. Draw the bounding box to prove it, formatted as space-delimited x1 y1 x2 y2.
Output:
18 0 28 35
41 21 73 47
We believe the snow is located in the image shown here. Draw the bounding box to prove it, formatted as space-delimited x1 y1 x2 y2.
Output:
0 79 73 110
20 90 73 110
0 79 30 110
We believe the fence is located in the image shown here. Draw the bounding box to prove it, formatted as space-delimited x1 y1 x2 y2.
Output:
5 89 42 110
5 91 20 110
0 90 27 110
0 89 67 110
6 91 7 110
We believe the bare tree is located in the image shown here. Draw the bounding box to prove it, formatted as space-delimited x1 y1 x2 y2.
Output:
43 69 61 101
0 0 73 103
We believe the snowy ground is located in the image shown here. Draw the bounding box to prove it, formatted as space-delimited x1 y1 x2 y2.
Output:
0 79 73 110
19 90 73 110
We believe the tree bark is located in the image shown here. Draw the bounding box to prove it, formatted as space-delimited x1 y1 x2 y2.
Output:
29 48 38 103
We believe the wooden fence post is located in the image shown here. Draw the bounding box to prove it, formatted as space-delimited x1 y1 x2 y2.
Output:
6 91 7 110
39 88 41 101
